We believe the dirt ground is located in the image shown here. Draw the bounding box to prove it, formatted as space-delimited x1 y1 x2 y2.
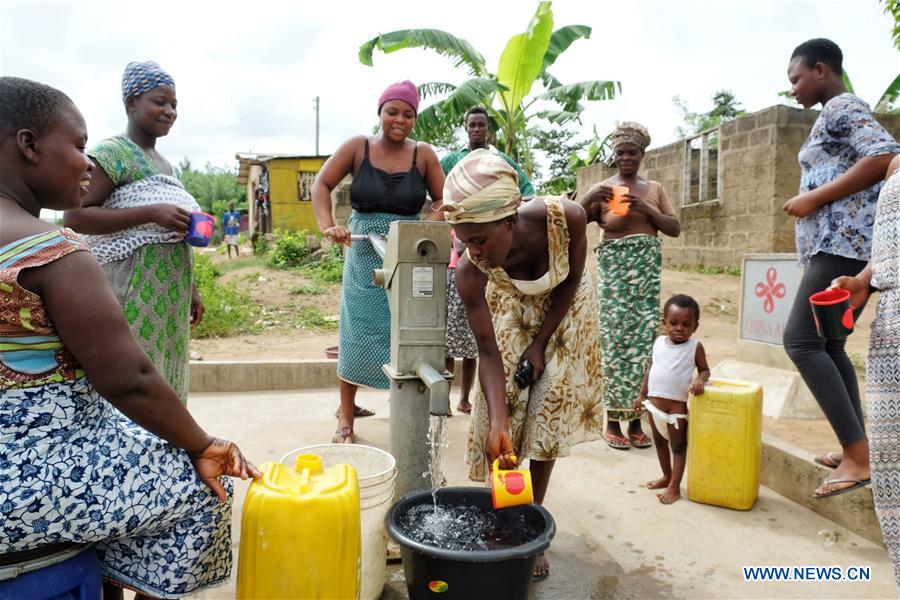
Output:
192 244 874 457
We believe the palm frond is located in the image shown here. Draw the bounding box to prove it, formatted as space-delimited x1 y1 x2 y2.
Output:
542 25 591 72
535 80 621 112
418 82 457 100
359 29 487 76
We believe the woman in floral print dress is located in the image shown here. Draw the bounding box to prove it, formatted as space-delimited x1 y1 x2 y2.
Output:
445 150 603 580
781 38 898 498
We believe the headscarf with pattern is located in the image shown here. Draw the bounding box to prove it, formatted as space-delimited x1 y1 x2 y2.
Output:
121 61 175 102
442 149 521 224
610 121 651 151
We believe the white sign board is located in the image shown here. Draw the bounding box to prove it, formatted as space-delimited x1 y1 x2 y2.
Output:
740 254 802 345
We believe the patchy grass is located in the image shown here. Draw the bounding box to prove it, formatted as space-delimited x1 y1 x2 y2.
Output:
192 254 260 338
290 283 326 296
672 263 742 277
214 254 266 274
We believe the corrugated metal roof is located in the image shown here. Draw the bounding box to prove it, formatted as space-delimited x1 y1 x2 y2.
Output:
235 152 330 184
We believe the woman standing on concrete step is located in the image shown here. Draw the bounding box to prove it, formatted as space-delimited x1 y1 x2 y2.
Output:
781 38 898 499
311 80 445 444
579 122 680 451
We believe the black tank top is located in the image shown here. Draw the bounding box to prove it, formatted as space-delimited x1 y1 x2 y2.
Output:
350 140 427 215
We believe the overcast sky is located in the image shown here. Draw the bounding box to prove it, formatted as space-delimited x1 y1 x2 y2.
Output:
2 0 898 177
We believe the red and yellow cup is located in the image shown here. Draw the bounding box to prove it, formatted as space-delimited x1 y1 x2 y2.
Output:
490 456 534 509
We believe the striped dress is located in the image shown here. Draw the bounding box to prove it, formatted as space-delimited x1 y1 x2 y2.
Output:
868 170 900 589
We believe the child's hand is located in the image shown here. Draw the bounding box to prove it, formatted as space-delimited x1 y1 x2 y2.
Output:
634 395 644 413
690 378 706 396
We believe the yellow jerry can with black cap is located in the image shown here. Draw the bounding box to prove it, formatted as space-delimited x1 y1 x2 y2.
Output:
687 378 763 510
237 454 361 599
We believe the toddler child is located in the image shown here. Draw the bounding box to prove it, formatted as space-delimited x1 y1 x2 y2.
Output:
635 294 710 504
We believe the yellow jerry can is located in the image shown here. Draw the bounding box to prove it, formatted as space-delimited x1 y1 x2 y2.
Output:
237 454 361 599
687 378 763 510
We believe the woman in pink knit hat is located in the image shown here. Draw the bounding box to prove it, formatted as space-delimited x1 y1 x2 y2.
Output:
312 80 446 443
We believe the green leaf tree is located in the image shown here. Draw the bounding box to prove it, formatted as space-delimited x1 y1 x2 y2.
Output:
176 159 246 214
359 1 620 175
674 90 745 138
532 125 612 195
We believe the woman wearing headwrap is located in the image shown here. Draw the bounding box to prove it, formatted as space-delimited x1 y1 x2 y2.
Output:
447 149 603 580
311 80 445 444
64 61 201 404
580 122 681 451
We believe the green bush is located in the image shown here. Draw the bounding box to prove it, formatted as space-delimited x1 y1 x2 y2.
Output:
298 244 344 284
266 229 311 269
252 233 269 256
192 254 258 338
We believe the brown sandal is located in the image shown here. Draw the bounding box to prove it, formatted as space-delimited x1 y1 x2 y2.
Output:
332 426 354 444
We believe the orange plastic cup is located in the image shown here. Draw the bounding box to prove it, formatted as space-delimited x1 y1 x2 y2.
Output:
609 186 630 216
490 457 534 509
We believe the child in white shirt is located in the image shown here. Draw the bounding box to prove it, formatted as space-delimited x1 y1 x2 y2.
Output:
635 294 710 504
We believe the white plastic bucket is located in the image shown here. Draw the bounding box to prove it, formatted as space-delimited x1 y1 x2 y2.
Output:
281 444 396 600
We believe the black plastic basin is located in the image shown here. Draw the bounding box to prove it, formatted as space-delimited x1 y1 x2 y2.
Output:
386 487 555 600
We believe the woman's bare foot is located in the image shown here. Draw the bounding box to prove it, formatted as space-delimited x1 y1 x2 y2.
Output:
533 552 550 580
657 486 681 504
456 399 472 414
646 476 670 490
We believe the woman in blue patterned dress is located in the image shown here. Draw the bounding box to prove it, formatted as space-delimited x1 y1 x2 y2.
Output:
0 77 260 599
311 80 445 444
781 38 899 498
833 156 900 587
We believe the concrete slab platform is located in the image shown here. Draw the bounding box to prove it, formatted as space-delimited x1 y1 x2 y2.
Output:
182 389 895 599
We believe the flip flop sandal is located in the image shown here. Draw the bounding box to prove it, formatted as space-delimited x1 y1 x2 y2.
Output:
628 432 653 448
334 406 376 419
332 426 354 444
812 477 871 499
605 432 631 450
813 451 842 469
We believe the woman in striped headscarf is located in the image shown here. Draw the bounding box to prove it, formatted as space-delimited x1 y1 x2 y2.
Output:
446 149 603 580
64 61 201 404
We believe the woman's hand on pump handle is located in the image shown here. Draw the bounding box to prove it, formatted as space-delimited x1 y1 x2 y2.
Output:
323 225 351 246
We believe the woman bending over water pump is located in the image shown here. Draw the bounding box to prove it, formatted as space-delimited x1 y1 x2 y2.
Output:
445 150 603 580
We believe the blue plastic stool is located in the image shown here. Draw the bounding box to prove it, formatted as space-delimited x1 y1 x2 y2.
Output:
0 544 101 600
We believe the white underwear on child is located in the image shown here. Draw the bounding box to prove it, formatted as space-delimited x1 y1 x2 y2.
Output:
642 400 688 442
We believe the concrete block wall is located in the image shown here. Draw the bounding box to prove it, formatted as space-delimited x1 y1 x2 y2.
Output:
576 104 900 268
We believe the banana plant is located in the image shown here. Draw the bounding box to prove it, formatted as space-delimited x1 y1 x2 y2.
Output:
358 1 621 174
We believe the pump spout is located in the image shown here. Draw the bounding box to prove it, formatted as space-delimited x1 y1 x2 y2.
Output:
414 360 451 416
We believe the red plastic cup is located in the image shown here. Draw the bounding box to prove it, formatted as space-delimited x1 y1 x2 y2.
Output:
809 289 855 339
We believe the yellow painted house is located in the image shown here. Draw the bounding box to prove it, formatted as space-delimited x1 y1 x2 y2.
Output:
236 153 329 233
